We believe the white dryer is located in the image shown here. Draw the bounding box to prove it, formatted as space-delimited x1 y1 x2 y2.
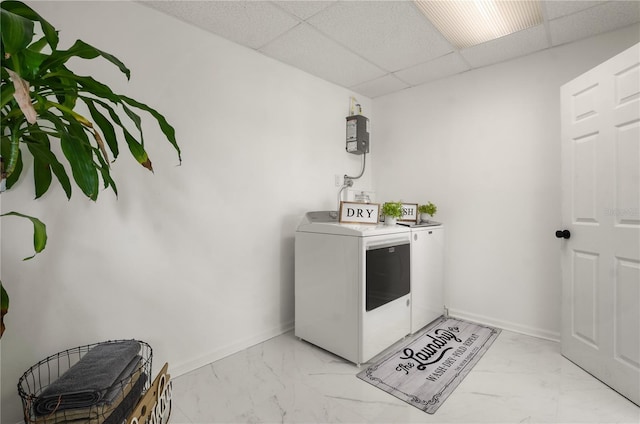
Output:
295 211 412 365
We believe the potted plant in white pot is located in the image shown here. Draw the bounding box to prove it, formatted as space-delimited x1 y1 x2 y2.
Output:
418 202 437 223
381 201 403 226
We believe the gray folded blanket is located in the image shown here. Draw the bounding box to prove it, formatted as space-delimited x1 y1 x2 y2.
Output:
34 368 146 424
34 340 142 416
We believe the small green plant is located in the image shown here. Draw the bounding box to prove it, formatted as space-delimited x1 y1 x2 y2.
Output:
382 201 403 218
418 202 437 217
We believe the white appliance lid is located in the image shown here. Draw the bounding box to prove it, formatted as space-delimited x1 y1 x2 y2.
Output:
296 211 411 237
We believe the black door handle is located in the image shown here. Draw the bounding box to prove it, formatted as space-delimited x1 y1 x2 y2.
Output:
555 230 571 239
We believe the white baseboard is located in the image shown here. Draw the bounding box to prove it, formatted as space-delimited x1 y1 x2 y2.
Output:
171 320 295 377
447 308 561 343
170 312 560 378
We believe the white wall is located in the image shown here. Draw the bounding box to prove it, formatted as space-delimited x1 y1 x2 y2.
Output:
2 1 638 420
372 24 640 340
0 1 372 422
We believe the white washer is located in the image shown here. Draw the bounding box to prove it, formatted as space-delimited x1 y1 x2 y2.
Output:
294 211 412 365
407 224 445 333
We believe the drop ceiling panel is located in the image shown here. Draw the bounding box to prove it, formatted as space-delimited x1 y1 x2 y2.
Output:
350 74 410 99
394 52 470 86
142 1 640 98
273 0 337 20
307 1 453 72
259 23 386 88
549 1 640 46
145 1 299 49
544 1 607 20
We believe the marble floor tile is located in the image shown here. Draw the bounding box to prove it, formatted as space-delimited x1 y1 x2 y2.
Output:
170 329 640 423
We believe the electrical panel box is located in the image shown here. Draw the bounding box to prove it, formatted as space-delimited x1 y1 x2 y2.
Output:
346 115 369 155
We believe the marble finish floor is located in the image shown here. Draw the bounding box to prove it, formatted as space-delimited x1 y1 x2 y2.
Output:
170 328 639 423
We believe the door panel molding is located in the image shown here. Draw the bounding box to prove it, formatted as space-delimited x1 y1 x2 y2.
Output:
561 42 640 406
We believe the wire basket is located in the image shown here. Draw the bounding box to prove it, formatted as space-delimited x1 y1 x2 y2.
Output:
18 340 152 424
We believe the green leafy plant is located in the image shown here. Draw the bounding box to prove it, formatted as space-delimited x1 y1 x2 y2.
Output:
1 284 8 337
0 1 181 337
382 201 403 219
418 202 437 217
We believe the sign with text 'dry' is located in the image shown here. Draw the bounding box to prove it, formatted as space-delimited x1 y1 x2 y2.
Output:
339 201 380 224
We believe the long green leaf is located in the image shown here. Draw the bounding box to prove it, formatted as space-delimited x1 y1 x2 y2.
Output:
1 281 8 312
0 211 47 259
100 166 117 195
88 97 151 171
29 140 52 198
120 101 144 144
6 151 22 189
42 75 71 107
33 144 72 199
124 132 152 171
92 143 118 194
84 98 119 159
40 39 130 79
1 134 23 189
28 35 48 53
36 72 79 109
0 8 34 54
43 72 179 168
25 128 72 199
1 78 16 109
73 72 120 102
1 1 58 49
42 110 115 198
122 96 181 163
19 47 47 80
39 109 103 199
2 122 24 178
45 69 121 106
60 121 99 200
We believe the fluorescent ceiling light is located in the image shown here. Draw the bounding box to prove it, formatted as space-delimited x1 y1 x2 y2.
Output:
414 0 543 49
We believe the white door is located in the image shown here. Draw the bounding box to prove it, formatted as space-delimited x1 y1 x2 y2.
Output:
560 43 640 406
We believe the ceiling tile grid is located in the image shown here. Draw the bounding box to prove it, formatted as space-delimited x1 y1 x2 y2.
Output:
394 52 471 86
544 0 608 20
547 1 640 46
306 1 453 71
258 22 387 88
350 74 411 98
145 1 299 49
142 1 640 98
273 0 337 20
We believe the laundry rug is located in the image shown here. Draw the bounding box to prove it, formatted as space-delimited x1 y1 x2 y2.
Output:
357 317 501 414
